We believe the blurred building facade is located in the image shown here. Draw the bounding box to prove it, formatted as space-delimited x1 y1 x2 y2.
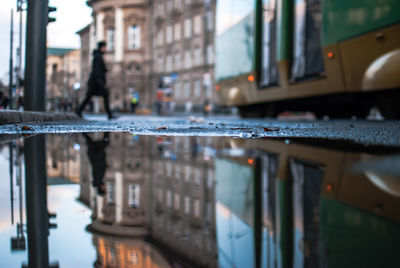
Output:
150 136 217 267
91 234 172 268
78 133 218 267
46 48 81 112
151 0 216 113
78 0 153 113
77 0 217 114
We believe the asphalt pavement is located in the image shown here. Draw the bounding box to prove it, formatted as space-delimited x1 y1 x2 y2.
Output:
0 114 399 148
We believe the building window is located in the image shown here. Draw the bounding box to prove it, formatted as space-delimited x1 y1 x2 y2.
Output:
166 25 173 44
157 29 164 46
166 190 172 207
167 0 173 12
206 10 214 31
194 168 201 184
174 0 182 8
107 28 115 51
174 52 181 70
207 169 214 188
157 56 164 73
128 250 139 265
184 50 192 68
194 15 202 35
194 47 202 66
166 162 172 176
157 188 163 203
184 18 192 38
174 193 180 210
155 3 164 18
128 184 140 208
128 25 141 49
184 81 191 98
166 54 172 72
174 23 181 41
106 181 114 204
185 165 191 181
109 247 116 265
206 202 213 222
184 196 190 214
175 163 181 179
174 81 182 98
194 79 201 98
193 199 200 217
207 44 214 64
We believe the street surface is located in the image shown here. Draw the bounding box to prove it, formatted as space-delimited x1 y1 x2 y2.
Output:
0 114 399 148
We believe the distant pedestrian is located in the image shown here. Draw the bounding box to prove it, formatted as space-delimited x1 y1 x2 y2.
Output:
130 92 139 113
82 133 109 196
156 89 163 115
0 94 9 109
76 41 115 119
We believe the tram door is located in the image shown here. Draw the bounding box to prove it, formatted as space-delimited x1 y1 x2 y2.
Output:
291 0 325 81
260 0 279 88
260 154 279 268
290 159 324 268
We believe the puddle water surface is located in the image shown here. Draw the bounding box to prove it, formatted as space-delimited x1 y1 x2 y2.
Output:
0 133 399 267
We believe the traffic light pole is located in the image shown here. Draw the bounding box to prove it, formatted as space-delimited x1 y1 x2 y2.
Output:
25 135 49 268
9 9 14 110
24 0 48 111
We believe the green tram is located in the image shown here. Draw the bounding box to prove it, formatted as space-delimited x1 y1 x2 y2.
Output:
215 139 400 267
215 0 400 118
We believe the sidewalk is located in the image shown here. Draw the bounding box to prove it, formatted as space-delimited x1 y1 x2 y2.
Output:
0 110 80 125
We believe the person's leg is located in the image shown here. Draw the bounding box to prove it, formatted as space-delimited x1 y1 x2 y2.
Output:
102 91 113 118
77 92 93 115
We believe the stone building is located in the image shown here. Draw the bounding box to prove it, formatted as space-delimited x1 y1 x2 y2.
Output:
151 0 217 113
78 0 217 113
79 133 152 236
149 135 217 267
78 133 218 267
46 48 81 111
91 234 172 267
78 0 153 112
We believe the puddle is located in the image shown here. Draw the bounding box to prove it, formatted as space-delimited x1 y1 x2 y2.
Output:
0 133 399 267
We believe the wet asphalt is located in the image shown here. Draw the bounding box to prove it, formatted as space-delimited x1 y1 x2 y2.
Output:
0 114 399 148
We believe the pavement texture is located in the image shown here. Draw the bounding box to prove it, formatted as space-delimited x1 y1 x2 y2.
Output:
0 114 399 148
0 110 79 125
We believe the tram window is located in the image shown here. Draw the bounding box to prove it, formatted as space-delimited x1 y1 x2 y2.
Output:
290 159 324 268
260 0 279 88
260 153 279 268
260 153 279 228
291 0 325 81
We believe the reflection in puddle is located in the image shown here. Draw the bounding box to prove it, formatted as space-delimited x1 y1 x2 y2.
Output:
0 133 399 267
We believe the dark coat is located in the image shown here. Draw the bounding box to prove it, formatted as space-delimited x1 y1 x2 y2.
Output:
83 133 109 188
88 50 108 95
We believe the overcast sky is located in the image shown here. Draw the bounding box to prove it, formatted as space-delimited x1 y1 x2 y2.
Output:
0 0 92 83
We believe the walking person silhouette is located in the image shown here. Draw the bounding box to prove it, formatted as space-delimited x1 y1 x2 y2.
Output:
76 41 116 120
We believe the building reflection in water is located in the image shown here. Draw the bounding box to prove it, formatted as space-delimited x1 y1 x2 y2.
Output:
43 133 400 268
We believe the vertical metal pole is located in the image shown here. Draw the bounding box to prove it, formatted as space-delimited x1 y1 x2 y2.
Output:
16 4 24 109
9 142 14 225
25 135 49 268
17 143 24 225
24 0 48 111
9 9 14 110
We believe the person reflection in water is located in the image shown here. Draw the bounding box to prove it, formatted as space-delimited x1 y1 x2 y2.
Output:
82 133 109 196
